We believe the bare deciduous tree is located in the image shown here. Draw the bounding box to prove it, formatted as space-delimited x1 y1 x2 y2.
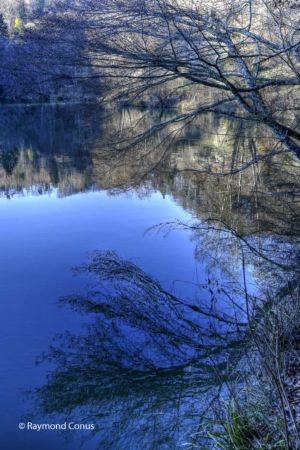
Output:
53 0 300 161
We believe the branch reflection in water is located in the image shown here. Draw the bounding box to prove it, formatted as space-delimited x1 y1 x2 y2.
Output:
1 104 299 447
32 213 299 448
32 245 247 449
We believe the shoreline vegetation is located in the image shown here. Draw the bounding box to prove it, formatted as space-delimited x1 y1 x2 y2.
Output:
1 0 300 448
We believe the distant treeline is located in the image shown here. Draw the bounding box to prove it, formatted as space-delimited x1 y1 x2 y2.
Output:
0 0 100 103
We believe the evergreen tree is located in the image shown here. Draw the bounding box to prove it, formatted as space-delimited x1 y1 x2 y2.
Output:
0 14 8 38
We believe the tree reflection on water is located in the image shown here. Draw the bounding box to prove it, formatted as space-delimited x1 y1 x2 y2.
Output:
32 214 300 448
3 104 298 447
34 248 248 449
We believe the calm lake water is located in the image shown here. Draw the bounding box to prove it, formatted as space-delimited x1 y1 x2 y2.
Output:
0 104 299 449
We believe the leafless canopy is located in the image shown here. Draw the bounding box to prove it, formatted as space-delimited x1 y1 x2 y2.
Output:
48 0 300 160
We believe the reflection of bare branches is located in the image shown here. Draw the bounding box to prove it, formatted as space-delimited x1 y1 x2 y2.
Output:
31 234 300 448
2 106 300 242
33 251 248 449
152 218 297 270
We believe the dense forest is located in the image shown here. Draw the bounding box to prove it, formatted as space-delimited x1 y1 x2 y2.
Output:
0 0 99 102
